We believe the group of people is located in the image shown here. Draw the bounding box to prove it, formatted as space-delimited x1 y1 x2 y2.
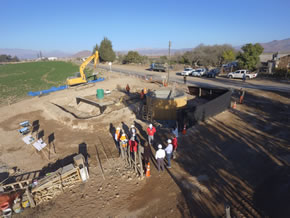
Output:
114 122 178 173
146 123 178 172
114 125 138 158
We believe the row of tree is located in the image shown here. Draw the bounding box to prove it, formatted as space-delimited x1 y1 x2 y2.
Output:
171 43 264 71
0 54 19 62
92 37 264 71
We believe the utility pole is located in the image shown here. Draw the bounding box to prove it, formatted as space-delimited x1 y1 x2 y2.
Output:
167 40 171 84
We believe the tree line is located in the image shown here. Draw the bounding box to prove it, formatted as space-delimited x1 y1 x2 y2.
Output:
0 54 19 62
92 37 264 71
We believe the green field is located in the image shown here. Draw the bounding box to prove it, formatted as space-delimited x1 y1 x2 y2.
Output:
0 61 81 104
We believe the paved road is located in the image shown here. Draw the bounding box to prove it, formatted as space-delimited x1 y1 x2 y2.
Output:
98 64 290 93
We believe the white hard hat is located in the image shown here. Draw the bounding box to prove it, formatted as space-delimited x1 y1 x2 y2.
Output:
122 134 125 136
149 124 153 128
117 127 120 130
158 144 162 149
167 139 172 143
131 125 135 128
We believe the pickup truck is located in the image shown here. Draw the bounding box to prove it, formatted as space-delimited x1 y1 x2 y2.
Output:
227 70 258 79
150 63 166 72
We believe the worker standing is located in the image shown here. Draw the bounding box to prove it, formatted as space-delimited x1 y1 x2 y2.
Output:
130 125 137 140
183 75 187 84
147 124 156 145
155 144 165 172
242 73 246 82
165 139 173 168
119 133 128 158
114 127 121 153
140 89 144 100
126 84 130 93
172 135 178 159
129 137 138 157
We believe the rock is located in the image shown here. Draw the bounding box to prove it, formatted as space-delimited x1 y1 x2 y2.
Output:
114 185 118 189
99 187 103 191
107 183 111 187
127 176 132 181
116 193 119 198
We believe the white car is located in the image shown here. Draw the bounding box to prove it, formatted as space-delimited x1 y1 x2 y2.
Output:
196 68 206 76
181 68 194 76
191 68 206 77
191 70 201 77
227 70 258 79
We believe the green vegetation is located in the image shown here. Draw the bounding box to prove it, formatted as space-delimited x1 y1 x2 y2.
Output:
123 51 142 64
0 54 19 62
99 37 116 62
237 43 264 71
92 44 99 55
172 44 236 67
0 61 79 104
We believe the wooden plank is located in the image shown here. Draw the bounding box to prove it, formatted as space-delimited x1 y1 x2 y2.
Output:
94 144 105 180
25 187 36 208
139 149 144 178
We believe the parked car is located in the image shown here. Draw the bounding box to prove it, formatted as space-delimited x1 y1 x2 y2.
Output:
196 68 207 76
191 70 200 77
181 68 194 76
227 70 258 79
206 68 220 78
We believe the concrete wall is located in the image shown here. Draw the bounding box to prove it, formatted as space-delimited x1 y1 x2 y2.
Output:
147 89 187 120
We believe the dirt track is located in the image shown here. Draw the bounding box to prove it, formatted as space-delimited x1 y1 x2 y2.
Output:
1 70 290 217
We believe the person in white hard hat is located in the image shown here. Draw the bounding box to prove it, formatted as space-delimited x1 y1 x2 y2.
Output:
130 124 136 140
155 144 166 172
146 124 156 145
165 139 173 168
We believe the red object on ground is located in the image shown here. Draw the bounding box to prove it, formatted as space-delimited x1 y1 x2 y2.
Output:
147 127 156 136
129 140 138 152
0 192 20 211
172 137 178 150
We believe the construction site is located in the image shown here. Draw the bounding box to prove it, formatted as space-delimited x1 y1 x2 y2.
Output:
0 58 290 218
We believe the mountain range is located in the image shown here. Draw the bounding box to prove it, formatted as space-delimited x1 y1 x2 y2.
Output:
1 38 290 59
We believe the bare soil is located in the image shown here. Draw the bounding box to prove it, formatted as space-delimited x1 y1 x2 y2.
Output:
1 70 290 218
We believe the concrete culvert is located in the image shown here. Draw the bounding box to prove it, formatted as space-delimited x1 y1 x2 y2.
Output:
146 88 187 120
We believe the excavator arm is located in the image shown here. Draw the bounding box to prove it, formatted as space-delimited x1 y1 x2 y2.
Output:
66 51 99 86
79 51 99 81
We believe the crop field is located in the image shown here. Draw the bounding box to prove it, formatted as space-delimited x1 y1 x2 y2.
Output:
0 61 80 104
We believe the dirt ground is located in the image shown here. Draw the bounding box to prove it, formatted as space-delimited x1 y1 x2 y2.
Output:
1 70 290 217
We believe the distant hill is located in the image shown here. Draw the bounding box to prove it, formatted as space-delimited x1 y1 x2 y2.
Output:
0 48 72 60
71 50 91 58
260 38 290 53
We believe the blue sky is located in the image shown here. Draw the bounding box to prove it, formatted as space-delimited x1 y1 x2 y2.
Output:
1 0 290 53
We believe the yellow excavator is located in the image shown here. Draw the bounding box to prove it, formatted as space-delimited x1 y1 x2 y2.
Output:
67 51 99 86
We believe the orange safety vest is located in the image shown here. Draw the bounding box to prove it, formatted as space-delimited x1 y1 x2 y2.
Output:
120 135 128 147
